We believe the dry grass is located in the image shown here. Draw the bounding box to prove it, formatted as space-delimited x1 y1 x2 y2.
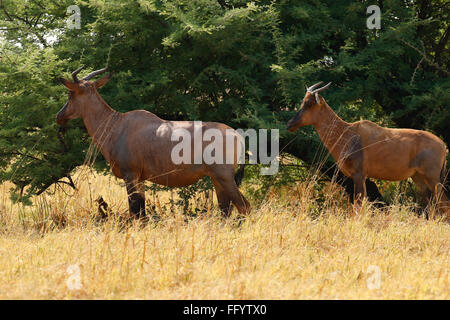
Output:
0 167 448 299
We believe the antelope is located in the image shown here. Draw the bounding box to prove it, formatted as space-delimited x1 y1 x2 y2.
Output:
287 82 449 217
56 66 250 218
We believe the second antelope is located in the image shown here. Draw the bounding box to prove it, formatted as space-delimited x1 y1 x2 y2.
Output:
287 82 449 217
56 66 250 218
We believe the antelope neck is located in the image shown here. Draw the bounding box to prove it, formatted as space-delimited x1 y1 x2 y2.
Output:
312 102 351 159
81 91 121 156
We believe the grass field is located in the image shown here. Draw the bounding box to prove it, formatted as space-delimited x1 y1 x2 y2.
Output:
0 167 448 299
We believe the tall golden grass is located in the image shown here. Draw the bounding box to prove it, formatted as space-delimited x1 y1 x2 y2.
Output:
0 167 448 299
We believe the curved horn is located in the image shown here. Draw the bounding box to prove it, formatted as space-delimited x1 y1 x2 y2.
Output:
71 65 85 83
311 82 332 94
306 81 323 92
83 67 108 81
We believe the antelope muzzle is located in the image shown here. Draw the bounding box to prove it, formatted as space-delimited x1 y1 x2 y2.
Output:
286 109 303 132
56 101 69 126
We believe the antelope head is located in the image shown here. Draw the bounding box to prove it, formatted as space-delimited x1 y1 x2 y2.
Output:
286 81 331 132
56 66 113 126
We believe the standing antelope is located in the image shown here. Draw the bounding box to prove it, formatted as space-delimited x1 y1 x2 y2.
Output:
287 82 449 217
57 66 250 218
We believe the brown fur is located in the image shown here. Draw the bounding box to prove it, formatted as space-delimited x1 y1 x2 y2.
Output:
57 70 250 218
287 89 449 218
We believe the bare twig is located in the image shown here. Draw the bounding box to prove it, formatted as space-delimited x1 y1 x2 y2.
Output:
410 57 424 85
398 37 450 75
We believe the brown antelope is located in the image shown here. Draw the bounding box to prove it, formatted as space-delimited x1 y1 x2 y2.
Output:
56 66 250 218
287 82 449 217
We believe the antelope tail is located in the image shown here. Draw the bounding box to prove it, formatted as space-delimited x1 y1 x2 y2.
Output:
234 163 245 187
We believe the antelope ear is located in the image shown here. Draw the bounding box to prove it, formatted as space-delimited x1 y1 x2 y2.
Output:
315 92 320 104
94 72 113 89
59 78 80 91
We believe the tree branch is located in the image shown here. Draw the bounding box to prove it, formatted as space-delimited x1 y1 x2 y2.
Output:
398 37 450 75
434 26 449 65
35 175 77 196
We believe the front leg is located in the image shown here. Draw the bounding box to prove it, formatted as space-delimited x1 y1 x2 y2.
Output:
352 173 367 215
125 179 146 218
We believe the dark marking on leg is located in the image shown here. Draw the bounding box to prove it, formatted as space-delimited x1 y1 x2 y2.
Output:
129 192 145 218
125 180 146 218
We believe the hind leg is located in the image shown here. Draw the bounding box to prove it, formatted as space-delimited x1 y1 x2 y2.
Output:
412 173 431 218
421 171 449 220
227 183 251 216
212 178 232 217
210 168 251 217
414 151 450 219
212 177 250 217
412 174 432 202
